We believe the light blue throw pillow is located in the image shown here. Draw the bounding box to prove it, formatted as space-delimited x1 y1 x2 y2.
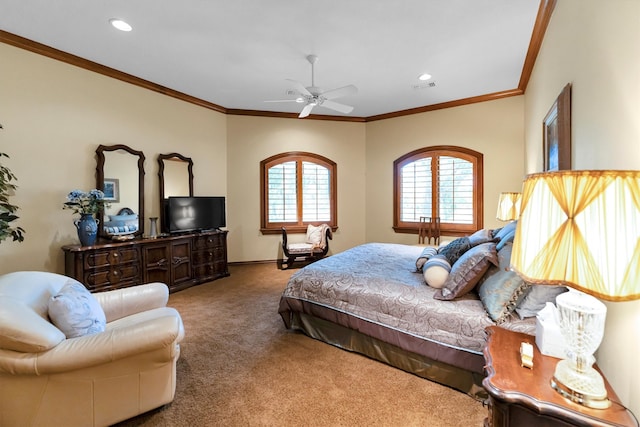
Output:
477 242 529 323
48 279 106 338
515 284 569 319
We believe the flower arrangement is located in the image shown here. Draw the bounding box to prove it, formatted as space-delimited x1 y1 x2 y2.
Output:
63 189 110 215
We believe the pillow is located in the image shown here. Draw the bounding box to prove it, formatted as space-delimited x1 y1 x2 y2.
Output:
468 228 496 247
493 220 517 241
515 285 569 319
495 227 516 251
422 255 451 289
48 279 106 338
415 246 438 271
477 243 530 323
434 242 498 300
305 224 323 245
108 213 138 222
437 236 472 265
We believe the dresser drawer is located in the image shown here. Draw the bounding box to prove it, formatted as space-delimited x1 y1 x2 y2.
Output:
83 264 141 292
83 247 140 269
192 234 222 251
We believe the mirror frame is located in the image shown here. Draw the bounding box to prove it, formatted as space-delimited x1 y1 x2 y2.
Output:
158 152 194 230
96 144 146 239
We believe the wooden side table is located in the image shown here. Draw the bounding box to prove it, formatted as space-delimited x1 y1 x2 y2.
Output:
482 326 638 427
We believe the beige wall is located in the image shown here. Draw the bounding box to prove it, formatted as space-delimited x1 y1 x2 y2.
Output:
2 0 637 413
226 115 367 262
524 0 640 414
365 96 525 245
0 42 227 274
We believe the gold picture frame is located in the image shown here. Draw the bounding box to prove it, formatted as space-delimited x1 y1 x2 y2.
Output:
543 83 572 171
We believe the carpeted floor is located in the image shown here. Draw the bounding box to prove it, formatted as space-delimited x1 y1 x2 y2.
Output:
116 263 486 426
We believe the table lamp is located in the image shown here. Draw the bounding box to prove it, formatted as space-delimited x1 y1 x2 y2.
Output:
496 192 522 221
510 170 640 409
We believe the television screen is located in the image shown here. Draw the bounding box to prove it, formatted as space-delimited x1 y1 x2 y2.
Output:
166 196 226 233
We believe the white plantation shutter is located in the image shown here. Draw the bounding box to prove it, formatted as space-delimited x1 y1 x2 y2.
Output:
268 161 297 222
302 162 331 221
400 158 432 221
261 152 336 231
399 153 474 225
438 156 473 224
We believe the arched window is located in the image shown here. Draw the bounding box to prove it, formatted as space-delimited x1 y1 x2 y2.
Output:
260 152 337 234
393 146 483 236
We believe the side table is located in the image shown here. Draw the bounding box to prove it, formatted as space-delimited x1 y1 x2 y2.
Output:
482 326 637 427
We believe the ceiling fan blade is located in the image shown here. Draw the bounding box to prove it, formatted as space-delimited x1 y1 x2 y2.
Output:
321 100 354 114
286 79 312 96
264 99 300 103
299 103 315 118
322 84 358 100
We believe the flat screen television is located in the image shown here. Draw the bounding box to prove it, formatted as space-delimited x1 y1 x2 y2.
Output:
165 196 226 233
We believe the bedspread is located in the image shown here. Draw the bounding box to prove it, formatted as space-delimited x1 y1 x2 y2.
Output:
281 242 535 354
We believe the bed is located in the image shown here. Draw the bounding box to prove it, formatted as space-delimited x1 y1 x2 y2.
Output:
278 238 539 400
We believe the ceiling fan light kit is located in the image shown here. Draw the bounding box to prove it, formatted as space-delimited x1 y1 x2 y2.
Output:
265 54 358 118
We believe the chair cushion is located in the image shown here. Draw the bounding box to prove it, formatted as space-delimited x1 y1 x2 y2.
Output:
287 242 316 254
48 279 107 338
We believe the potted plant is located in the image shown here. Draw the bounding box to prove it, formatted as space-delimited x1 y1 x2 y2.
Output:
0 152 25 243
63 189 109 246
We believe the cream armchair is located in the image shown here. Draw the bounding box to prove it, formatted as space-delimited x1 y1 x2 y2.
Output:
0 271 185 427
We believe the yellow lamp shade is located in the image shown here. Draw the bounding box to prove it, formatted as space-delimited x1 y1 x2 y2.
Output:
510 170 640 301
496 192 522 221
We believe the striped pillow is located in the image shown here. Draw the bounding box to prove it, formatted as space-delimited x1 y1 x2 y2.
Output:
422 255 451 289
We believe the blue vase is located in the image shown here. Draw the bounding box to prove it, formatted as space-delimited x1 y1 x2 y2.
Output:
74 213 98 246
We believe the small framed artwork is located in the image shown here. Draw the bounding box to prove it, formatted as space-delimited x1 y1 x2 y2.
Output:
543 83 572 171
103 178 120 202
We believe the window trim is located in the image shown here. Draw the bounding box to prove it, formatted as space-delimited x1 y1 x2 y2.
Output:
260 151 337 235
393 145 483 236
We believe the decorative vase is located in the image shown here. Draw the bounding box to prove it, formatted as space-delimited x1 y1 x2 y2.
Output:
149 217 158 238
74 213 99 246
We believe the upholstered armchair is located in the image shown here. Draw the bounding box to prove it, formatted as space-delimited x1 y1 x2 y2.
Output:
282 224 333 269
0 271 184 427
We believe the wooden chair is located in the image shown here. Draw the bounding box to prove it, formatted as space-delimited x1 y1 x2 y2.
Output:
281 225 333 269
418 216 441 246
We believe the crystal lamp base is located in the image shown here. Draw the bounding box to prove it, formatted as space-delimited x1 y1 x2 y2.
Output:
551 359 611 409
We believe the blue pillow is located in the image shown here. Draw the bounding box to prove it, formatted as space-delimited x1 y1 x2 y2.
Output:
496 228 516 251
477 243 529 323
108 213 138 222
48 280 106 338
515 285 569 319
493 220 517 241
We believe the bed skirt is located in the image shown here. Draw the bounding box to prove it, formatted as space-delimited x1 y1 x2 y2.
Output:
280 306 488 401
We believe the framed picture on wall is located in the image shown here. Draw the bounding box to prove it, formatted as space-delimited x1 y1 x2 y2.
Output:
543 83 572 171
103 178 120 202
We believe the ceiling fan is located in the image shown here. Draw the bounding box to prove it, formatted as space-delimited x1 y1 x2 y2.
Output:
265 54 358 118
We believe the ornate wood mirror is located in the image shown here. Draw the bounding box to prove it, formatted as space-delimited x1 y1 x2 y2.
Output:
96 144 145 239
158 153 194 230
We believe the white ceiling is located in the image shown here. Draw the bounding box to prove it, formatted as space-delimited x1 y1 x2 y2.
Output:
0 0 543 119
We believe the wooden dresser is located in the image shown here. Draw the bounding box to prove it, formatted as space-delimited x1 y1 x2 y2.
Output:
63 230 228 293
483 326 638 427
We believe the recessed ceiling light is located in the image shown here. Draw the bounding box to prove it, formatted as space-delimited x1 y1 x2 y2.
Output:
109 19 132 32
418 73 432 81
